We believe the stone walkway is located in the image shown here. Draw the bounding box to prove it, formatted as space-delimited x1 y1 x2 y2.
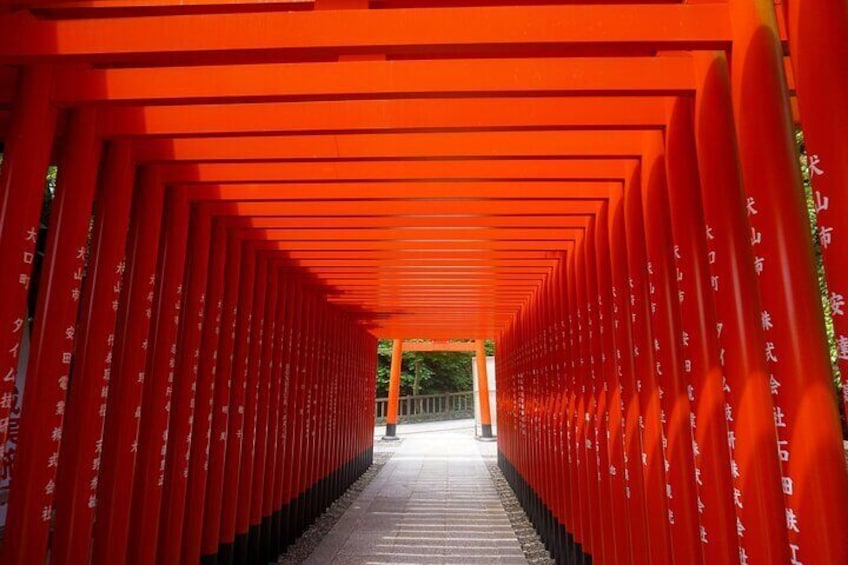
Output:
305 422 527 564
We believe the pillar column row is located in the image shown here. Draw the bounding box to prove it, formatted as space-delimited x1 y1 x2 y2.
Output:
0 74 377 564
496 48 848 565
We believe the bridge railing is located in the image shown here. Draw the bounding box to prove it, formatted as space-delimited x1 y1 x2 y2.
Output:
374 391 474 424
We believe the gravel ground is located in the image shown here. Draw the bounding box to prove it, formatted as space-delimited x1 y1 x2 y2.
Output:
483 458 555 565
277 449 395 564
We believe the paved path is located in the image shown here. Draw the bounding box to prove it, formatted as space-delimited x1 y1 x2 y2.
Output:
305 421 527 564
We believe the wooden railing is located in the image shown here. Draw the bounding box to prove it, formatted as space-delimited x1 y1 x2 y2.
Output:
374 391 474 424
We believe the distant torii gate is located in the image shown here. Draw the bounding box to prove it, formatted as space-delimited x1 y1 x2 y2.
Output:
382 340 493 440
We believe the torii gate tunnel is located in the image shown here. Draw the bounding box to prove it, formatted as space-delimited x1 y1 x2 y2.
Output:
0 0 847 564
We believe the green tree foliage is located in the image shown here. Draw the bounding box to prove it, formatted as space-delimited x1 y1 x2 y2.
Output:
796 130 841 392
375 339 493 397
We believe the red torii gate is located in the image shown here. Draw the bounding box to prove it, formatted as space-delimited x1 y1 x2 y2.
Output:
381 339 494 439
0 1 844 565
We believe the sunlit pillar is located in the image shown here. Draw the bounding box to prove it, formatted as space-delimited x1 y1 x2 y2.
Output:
641 131 702 564
474 340 494 438
729 0 848 560
595 198 632 565
608 183 651 565
692 50 789 564
581 222 607 561
664 96 738 564
564 251 586 561
383 339 403 439
784 0 848 420
624 163 673 565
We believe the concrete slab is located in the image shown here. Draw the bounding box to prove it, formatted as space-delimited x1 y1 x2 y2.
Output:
306 422 525 564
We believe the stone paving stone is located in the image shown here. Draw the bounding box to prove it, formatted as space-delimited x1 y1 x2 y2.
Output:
304 426 528 564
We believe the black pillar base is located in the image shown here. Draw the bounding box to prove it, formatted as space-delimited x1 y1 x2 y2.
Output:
259 514 271 563
232 532 249 565
278 503 291 550
216 541 234 565
498 450 592 565
268 509 282 560
221 447 374 564
246 523 261 564
382 422 399 440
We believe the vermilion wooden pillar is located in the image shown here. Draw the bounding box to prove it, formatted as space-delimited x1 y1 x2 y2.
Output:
729 0 848 559
272 282 298 557
558 255 574 562
0 66 57 457
181 215 227 563
232 254 269 562
608 184 650 565
565 251 584 560
201 232 244 563
553 258 577 563
51 139 135 565
157 205 213 565
182 218 228 565
323 311 339 515
624 163 673 565
280 285 304 548
217 244 258 562
692 51 789 564
297 291 317 531
128 187 190 565
15 141 131 562
383 339 402 438
541 275 557 554
316 299 331 518
641 131 702 565
315 301 332 519
261 272 288 559
93 169 166 565
294 289 310 538
0 109 99 565
542 247 561 552
785 0 848 418
474 339 494 438
316 302 329 520
288 293 311 543
248 263 280 563
333 321 346 504
594 199 631 565
572 245 597 556
664 96 738 564
525 288 539 550
582 218 611 563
